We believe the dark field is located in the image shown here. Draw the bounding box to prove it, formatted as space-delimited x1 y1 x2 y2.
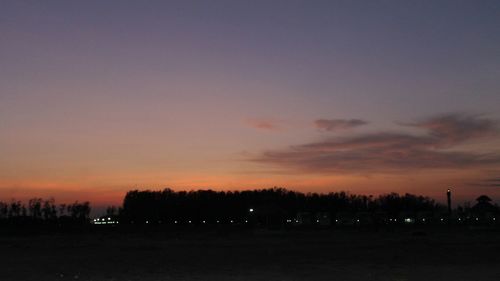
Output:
1 228 500 281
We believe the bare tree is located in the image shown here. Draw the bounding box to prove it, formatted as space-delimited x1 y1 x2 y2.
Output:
9 200 22 218
42 198 57 220
0 201 8 219
28 198 43 219
58 204 67 217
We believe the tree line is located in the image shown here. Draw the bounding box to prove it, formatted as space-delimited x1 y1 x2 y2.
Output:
2 188 498 228
120 188 449 226
0 198 91 224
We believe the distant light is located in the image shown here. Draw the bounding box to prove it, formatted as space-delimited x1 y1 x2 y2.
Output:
146 220 149 224
356 219 360 222
316 220 319 223
404 218 412 223
422 218 426 222
476 217 479 221
216 220 219 223
188 220 192 223
108 217 111 220
202 220 206 224
335 219 338 222
230 220 234 223
494 218 496 221
458 218 461 221
245 220 248 223
174 220 178 224
440 218 444 221
249 208 254 213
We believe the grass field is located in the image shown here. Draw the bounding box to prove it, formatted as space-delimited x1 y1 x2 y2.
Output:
1 227 499 281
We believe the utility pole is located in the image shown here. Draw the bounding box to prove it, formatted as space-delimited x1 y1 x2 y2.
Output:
447 188 452 221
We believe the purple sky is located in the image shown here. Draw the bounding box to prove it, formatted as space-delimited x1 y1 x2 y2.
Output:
1 1 500 207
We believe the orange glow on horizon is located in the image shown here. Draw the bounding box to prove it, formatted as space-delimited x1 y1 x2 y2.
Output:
0 167 492 208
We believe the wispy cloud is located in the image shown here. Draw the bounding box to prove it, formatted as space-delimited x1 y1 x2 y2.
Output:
406 113 499 147
245 119 282 131
253 113 500 173
314 118 367 132
470 176 500 187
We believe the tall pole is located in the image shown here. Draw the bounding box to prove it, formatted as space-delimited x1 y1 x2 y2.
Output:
447 188 452 219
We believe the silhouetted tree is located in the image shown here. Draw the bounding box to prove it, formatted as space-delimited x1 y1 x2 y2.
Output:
120 188 444 226
68 201 91 221
42 198 57 221
0 201 8 219
58 204 67 217
8 200 23 218
106 206 118 216
28 198 43 219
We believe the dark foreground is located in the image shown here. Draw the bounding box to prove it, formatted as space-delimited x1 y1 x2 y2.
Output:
1 227 499 281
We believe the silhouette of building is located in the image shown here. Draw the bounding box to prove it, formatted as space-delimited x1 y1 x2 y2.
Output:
471 195 499 223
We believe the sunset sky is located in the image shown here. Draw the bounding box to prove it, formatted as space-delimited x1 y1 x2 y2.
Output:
1 1 500 207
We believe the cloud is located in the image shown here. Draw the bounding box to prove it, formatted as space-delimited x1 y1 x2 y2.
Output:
469 176 500 187
253 113 500 173
407 113 499 147
246 119 282 131
314 118 367 131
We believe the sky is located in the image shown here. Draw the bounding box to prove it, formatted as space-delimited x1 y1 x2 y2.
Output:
1 0 500 208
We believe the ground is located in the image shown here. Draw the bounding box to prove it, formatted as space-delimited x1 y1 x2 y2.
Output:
1 227 499 281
